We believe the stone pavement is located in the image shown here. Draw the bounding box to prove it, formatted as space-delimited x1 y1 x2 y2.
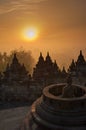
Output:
0 106 30 130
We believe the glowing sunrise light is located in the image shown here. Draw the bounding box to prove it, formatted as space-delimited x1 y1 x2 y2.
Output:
23 27 38 41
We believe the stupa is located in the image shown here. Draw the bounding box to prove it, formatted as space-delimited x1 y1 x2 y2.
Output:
20 75 86 130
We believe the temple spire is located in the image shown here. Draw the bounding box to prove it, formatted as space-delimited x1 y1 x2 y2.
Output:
12 53 19 64
80 50 82 55
76 50 86 65
47 52 49 56
38 52 44 63
40 52 42 57
45 52 52 64
68 59 76 72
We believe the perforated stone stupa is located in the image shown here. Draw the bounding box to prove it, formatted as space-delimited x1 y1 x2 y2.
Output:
20 76 86 130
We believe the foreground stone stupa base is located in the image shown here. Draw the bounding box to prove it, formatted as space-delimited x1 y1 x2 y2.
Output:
20 78 86 130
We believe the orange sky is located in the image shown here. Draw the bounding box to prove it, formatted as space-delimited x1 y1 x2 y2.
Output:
0 0 86 68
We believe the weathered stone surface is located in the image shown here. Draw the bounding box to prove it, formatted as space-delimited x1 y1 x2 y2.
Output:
0 106 29 130
20 83 86 130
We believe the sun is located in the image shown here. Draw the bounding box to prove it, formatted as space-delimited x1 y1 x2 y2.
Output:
23 27 38 41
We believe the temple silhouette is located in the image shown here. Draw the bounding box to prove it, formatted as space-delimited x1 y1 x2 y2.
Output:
33 52 63 85
68 50 86 76
0 50 86 102
3 54 29 84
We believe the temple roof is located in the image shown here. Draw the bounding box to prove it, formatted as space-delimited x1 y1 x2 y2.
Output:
69 59 76 72
76 50 86 66
38 52 44 62
45 52 53 64
4 53 28 78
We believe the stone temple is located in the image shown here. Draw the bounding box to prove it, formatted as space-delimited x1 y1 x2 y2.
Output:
20 76 86 130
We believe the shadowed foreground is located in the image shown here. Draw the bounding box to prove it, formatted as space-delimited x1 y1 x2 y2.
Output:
0 106 29 130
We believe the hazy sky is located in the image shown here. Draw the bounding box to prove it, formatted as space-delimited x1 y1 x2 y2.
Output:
0 0 86 68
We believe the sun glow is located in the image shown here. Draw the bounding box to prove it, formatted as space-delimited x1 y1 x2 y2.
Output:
23 27 39 41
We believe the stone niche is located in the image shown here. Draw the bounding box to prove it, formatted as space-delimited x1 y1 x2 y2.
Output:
20 83 86 130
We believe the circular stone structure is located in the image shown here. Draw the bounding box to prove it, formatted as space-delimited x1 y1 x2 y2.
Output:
20 83 86 130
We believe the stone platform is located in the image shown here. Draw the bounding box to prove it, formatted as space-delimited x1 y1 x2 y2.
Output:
20 83 86 130
0 106 29 130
